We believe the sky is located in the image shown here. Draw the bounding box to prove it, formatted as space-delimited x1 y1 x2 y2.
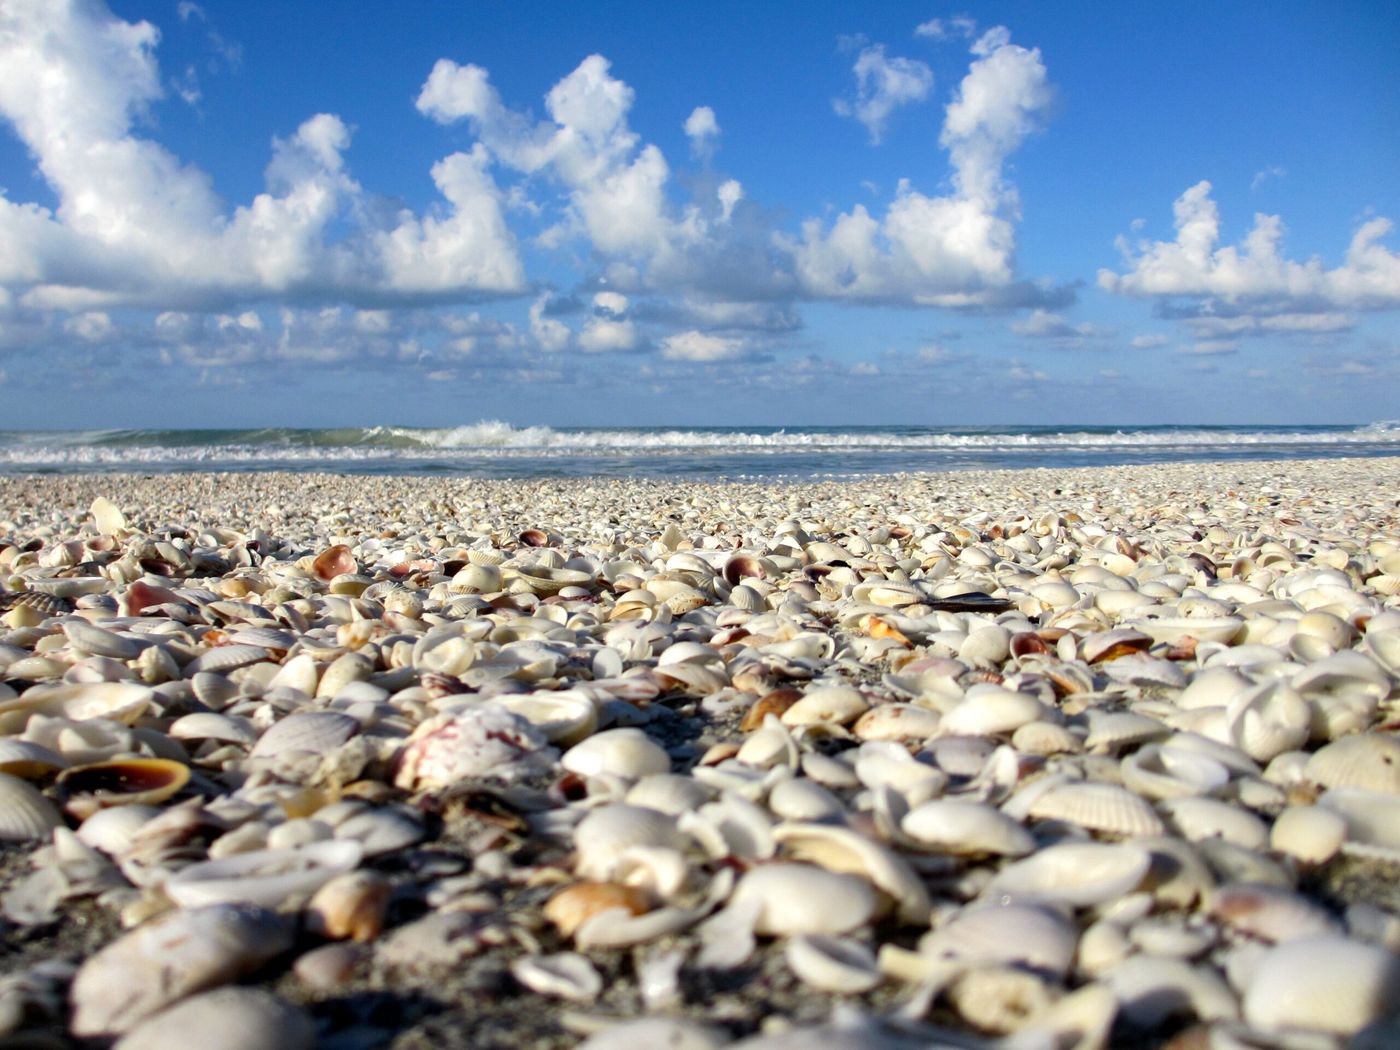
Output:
0 0 1398 429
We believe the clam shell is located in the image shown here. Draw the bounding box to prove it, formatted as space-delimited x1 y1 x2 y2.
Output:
69 904 294 1037
1243 935 1400 1033
561 728 670 780
772 822 930 924
784 935 880 994
1103 954 1238 1028
728 863 876 936
110 988 315 1050
1270 805 1347 865
0 738 69 778
510 952 602 1002
900 799 1035 857
1208 882 1340 942
779 685 869 727
574 804 688 882
982 842 1152 907
494 690 598 747
939 685 1045 737
918 902 1078 976
0 770 64 841
163 840 364 909
57 757 191 818
0 681 153 732
1159 796 1268 849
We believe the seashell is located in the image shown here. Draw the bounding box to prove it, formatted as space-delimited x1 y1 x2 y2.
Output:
69 903 294 1037
1025 780 1166 838
305 869 391 942
512 565 593 595
494 690 598 747
169 712 259 748
1103 954 1238 1028
785 935 880 994
767 778 846 823
901 798 1034 857
110 988 315 1050
1224 680 1311 763
544 881 652 939
164 840 364 909
332 806 424 857
394 705 554 790
185 644 270 675
944 965 1058 1034
57 758 191 819
1270 804 1347 865
724 554 769 586
190 671 240 711
779 685 869 727
561 728 670 780
510 952 603 1002
1305 733 1400 793
625 773 711 816
1208 882 1340 942
0 737 69 778
76 803 161 854
850 703 940 741
1083 711 1170 752
248 711 360 761
64 619 142 660
1081 628 1153 663
1011 719 1081 756
90 496 128 535
1159 796 1268 849
982 842 1152 908
1123 615 1243 646
576 1019 727 1050
0 770 64 840
311 545 356 581
0 681 153 733
919 902 1078 977
1242 935 1400 1033
1317 789 1400 850
574 804 688 882
772 822 930 924
939 685 1046 737
728 863 876 936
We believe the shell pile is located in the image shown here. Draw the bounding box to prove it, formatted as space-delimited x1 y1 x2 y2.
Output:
1 461 1400 1048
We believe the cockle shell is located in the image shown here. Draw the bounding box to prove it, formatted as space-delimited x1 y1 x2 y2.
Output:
248 711 360 761
0 771 64 841
1024 780 1166 838
69 904 294 1036
1305 733 1400 793
1242 935 1400 1033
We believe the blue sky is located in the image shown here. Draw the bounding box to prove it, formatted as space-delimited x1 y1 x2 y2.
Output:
0 0 1397 428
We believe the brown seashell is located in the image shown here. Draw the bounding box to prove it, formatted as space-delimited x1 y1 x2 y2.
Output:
723 554 767 586
306 871 392 942
864 616 911 646
518 529 549 547
57 758 191 819
543 881 651 938
312 544 356 582
740 687 802 732
1011 632 1050 658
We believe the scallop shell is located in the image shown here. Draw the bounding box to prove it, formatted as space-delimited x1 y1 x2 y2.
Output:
163 840 364 909
69 904 294 1037
1025 780 1166 837
185 645 271 675
0 770 64 841
247 711 360 761
1305 733 1400 793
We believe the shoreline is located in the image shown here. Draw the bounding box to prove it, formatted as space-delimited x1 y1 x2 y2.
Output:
0 454 1398 1047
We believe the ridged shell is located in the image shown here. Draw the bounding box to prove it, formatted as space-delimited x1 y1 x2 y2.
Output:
1305 733 1400 793
1025 780 1166 837
1243 935 1400 1033
247 711 360 760
0 770 64 840
185 645 270 675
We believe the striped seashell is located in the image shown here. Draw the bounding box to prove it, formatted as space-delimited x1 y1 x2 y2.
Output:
1025 780 1166 837
185 644 271 675
248 711 360 760
0 770 65 840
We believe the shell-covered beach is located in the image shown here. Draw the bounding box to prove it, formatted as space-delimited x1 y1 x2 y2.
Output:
2 459 1400 1049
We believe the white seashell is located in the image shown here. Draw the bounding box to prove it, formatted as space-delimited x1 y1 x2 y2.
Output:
1083 710 1170 752
168 712 259 748
982 842 1151 908
561 727 670 780
163 840 364 908
1025 780 1166 837
0 771 64 841
1159 796 1268 849
1318 789 1400 850
1124 615 1243 646
186 645 270 675
944 965 1058 1034
1270 805 1347 865
64 619 142 660
624 774 711 815
1224 680 1311 763
780 685 869 727
266 653 320 695
1208 882 1341 942
0 681 153 733
1103 954 1238 1027
850 703 941 741
90 496 127 535
1243 935 1400 1033
784 935 881 994
510 952 603 1001
334 807 425 856
111 988 315 1050
772 822 930 924
728 863 876 936
767 778 847 823
69 904 294 1037
901 798 1034 857
494 689 598 746
248 711 360 760
1306 733 1400 793
919 902 1077 976
939 685 1046 737
1011 719 1082 756
1119 743 1231 801
393 705 555 790
76 803 161 854
574 804 688 882
0 737 68 777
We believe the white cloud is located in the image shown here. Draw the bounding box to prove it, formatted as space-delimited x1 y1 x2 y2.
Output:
788 28 1051 303
717 179 743 223
850 361 880 376
579 317 637 353
833 45 934 144
529 294 570 352
915 16 978 40
1099 181 1400 311
1250 165 1286 191
63 311 114 341
684 106 719 159
1130 334 1170 349
1011 309 1112 340
660 330 744 362
593 291 629 316
0 0 523 310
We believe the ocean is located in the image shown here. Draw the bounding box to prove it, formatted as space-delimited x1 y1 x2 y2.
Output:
1 422 1397 479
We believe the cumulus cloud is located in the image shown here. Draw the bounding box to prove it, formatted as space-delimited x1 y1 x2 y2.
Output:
578 291 637 352
1011 309 1112 340
0 0 523 310
529 294 570 352
684 106 720 159
787 27 1053 305
1099 181 1400 312
660 330 744 362
833 45 934 144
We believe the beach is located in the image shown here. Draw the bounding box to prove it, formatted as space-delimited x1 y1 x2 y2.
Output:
2 457 1400 1048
